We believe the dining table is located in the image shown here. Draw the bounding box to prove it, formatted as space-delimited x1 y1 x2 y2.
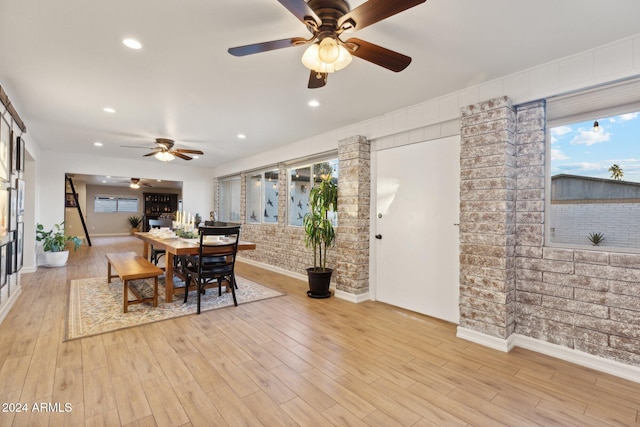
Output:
134 231 256 302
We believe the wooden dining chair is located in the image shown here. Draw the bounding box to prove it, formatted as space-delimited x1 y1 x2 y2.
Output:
182 225 241 314
148 218 172 265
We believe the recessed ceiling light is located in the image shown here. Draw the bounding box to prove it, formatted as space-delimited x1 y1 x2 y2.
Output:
102 180 107 183
103 107 116 113
123 38 142 50
237 134 246 139
94 142 103 147
308 100 320 107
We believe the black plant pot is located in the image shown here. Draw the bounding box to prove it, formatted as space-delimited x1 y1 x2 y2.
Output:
306 267 333 299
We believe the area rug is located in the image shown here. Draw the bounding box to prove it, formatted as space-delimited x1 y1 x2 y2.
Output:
65 275 284 341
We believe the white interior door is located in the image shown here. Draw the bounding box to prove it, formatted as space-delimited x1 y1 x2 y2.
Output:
375 136 460 323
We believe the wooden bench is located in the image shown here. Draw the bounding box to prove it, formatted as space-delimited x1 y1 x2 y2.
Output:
106 252 164 313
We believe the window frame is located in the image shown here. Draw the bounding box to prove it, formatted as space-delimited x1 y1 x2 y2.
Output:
245 168 279 225
94 195 139 213
218 175 241 222
545 106 640 253
287 157 338 227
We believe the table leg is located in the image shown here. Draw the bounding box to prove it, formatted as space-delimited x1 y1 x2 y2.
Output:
142 242 150 260
165 252 174 303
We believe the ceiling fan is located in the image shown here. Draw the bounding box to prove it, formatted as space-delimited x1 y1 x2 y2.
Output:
228 0 426 88
129 178 151 189
122 138 204 162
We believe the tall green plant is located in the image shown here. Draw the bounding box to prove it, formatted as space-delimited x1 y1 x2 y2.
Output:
36 222 82 252
303 175 338 271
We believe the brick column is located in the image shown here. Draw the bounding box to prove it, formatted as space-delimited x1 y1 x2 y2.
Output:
336 135 370 295
459 96 517 339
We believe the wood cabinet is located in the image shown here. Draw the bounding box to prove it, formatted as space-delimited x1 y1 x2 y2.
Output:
143 192 178 231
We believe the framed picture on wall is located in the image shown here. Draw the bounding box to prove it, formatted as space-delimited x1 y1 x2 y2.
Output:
10 129 17 173
0 116 10 183
0 244 7 289
65 193 77 208
16 222 23 272
0 185 8 237
17 178 25 217
16 136 25 172
7 234 16 274
9 188 17 232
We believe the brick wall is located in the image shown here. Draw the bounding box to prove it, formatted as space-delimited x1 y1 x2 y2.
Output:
459 96 517 339
462 96 640 367
550 203 640 248
218 136 370 297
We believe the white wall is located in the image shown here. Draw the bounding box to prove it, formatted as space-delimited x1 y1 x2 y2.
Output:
214 33 640 177
35 150 215 232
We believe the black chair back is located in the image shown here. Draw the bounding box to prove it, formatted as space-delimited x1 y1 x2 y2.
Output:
182 225 241 313
203 221 241 227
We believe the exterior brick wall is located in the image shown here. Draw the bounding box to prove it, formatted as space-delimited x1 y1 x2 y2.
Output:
550 203 640 248
462 96 640 367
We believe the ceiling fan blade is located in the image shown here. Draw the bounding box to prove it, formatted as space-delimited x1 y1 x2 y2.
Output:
121 145 154 150
343 38 411 72
174 149 204 155
338 0 426 32
143 150 161 157
277 0 320 26
308 70 328 89
229 37 309 57
172 152 193 161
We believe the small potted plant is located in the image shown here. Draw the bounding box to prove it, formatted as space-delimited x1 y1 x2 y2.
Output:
36 222 82 267
303 174 338 298
127 215 142 234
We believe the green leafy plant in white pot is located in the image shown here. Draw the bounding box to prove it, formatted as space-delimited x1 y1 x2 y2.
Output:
303 174 338 298
36 222 82 267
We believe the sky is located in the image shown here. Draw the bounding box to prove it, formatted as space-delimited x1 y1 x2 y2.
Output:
550 111 640 183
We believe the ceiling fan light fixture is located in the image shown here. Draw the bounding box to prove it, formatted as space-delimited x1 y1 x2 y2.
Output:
318 37 340 63
302 41 352 73
130 182 140 189
155 151 175 162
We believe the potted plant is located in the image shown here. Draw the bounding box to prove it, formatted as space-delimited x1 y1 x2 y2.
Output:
127 215 142 234
303 175 338 298
36 222 82 267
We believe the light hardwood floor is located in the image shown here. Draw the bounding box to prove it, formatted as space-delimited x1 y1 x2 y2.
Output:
1 236 639 426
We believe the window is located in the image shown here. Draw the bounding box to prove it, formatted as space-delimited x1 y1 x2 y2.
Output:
288 158 338 226
246 169 279 224
548 110 640 250
94 196 139 213
219 176 241 222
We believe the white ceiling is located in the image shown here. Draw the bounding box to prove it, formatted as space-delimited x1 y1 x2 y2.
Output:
1 0 640 169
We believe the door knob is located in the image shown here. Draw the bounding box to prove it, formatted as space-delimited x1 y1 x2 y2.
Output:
375 234 382 239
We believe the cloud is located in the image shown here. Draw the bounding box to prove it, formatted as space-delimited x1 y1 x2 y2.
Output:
570 128 611 146
550 148 568 160
549 125 573 144
620 112 639 121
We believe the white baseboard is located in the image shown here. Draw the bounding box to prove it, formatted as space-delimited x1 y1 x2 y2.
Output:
457 327 640 383
0 285 22 324
456 327 516 352
236 257 370 303
334 289 370 303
